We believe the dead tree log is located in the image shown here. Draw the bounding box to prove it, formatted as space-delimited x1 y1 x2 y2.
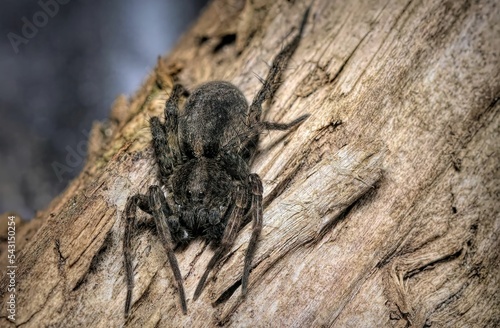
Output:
1 0 498 326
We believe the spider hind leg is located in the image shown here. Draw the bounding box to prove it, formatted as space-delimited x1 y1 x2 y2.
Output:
247 6 310 126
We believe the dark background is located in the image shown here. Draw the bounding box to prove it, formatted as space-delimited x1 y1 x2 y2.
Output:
0 0 209 219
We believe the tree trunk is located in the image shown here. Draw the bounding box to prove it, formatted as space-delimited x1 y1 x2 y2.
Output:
1 0 498 326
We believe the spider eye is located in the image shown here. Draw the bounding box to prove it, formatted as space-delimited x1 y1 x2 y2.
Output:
187 190 205 200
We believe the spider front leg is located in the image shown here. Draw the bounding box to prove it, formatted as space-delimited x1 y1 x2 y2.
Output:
123 186 188 317
123 194 150 317
241 174 263 296
193 185 248 301
148 185 187 314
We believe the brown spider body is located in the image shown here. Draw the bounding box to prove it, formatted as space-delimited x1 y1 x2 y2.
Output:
123 6 310 316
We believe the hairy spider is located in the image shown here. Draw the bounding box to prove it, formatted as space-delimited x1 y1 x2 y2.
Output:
123 7 310 316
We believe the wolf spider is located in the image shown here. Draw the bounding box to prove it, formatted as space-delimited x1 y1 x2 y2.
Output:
123 7 310 316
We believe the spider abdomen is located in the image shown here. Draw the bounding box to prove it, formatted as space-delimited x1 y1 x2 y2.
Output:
179 81 248 158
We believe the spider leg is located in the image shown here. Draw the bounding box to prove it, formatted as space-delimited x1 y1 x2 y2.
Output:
247 6 310 125
221 113 309 155
150 84 186 183
164 84 187 164
261 114 310 131
123 193 150 317
123 186 188 317
193 185 247 301
241 174 263 296
148 185 188 314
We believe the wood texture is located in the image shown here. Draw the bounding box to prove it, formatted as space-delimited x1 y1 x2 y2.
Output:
1 0 498 327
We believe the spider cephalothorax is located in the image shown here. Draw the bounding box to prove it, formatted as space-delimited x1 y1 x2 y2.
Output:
123 6 310 316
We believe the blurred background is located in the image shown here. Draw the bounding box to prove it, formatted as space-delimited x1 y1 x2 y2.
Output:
0 0 209 219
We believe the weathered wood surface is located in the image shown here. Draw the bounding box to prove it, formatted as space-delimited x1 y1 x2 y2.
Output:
1 0 499 327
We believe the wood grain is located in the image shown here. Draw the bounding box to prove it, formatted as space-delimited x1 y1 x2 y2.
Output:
1 0 498 327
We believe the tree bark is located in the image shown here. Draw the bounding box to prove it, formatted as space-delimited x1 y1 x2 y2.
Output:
1 0 499 327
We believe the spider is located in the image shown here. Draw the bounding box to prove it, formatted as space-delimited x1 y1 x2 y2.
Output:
123 7 310 316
